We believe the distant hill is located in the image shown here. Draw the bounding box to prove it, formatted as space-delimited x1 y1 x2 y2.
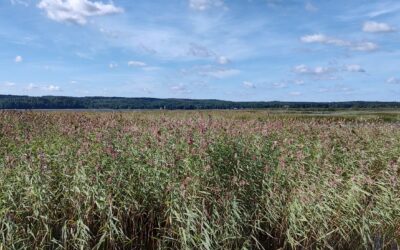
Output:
0 95 399 110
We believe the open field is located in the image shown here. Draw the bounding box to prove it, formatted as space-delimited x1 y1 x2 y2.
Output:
0 110 399 249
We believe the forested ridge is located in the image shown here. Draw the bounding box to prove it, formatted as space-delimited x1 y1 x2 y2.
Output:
0 95 399 109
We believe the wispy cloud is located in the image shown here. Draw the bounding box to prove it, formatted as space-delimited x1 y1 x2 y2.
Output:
242 81 256 89
43 84 61 91
367 3 400 18
363 21 396 33
10 0 30 6
300 34 378 51
217 56 230 65
289 91 302 96
25 83 61 92
188 0 225 11
109 63 118 69
387 77 400 84
188 43 215 58
293 64 333 75
201 68 240 79
3 81 16 87
344 64 366 73
305 2 318 12
128 61 147 67
170 84 191 93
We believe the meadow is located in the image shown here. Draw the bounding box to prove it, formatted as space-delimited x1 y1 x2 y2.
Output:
0 110 399 249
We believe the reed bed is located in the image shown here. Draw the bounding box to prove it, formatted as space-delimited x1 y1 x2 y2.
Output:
0 110 399 249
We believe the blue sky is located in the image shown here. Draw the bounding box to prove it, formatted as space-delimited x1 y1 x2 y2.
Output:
0 0 399 101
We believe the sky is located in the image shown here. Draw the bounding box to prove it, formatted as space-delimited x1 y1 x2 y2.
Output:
0 0 399 101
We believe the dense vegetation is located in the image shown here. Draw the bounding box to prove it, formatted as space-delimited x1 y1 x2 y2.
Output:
1 94 400 109
0 110 399 249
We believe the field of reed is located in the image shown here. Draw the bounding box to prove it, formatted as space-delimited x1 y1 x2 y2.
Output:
0 110 399 249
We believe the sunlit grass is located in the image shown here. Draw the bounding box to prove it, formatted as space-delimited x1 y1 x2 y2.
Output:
0 110 399 249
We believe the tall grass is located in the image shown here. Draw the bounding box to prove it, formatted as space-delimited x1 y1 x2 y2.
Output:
0 110 399 249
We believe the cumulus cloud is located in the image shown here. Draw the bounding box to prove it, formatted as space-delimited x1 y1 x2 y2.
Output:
15 55 23 63
109 63 118 69
293 64 333 75
300 33 378 51
43 84 61 91
25 83 61 92
170 84 191 93
351 42 378 51
363 21 396 33
387 77 400 84
217 56 230 65
37 0 123 25
128 61 147 67
242 81 256 89
189 0 224 11
4 81 16 87
344 64 365 73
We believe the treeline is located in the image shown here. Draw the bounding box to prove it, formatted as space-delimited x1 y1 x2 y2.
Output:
0 95 399 109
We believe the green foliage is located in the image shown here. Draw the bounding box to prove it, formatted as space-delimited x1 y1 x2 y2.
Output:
1 94 400 109
0 110 399 249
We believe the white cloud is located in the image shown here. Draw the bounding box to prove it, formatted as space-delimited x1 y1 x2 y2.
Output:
181 65 239 79
300 34 350 46
217 56 230 65
142 87 153 94
351 42 378 51
142 66 161 71
109 63 118 69
363 21 396 33
289 91 302 96
271 82 287 89
202 68 240 79
4 81 16 87
387 77 400 84
10 0 30 6
242 81 256 89
15 55 23 63
318 85 353 94
188 43 214 57
37 0 123 25
128 61 147 67
305 2 318 12
293 64 332 75
43 85 61 91
300 33 378 51
344 64 365 73
293 79 305 85
189 0 224 11
170 84 191 93
26 83 39 91
25 83 61 92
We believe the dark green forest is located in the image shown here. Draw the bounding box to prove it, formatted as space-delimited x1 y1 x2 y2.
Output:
0 95 399 109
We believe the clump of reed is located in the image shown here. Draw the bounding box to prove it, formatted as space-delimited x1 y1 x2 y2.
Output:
0 110 399 249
